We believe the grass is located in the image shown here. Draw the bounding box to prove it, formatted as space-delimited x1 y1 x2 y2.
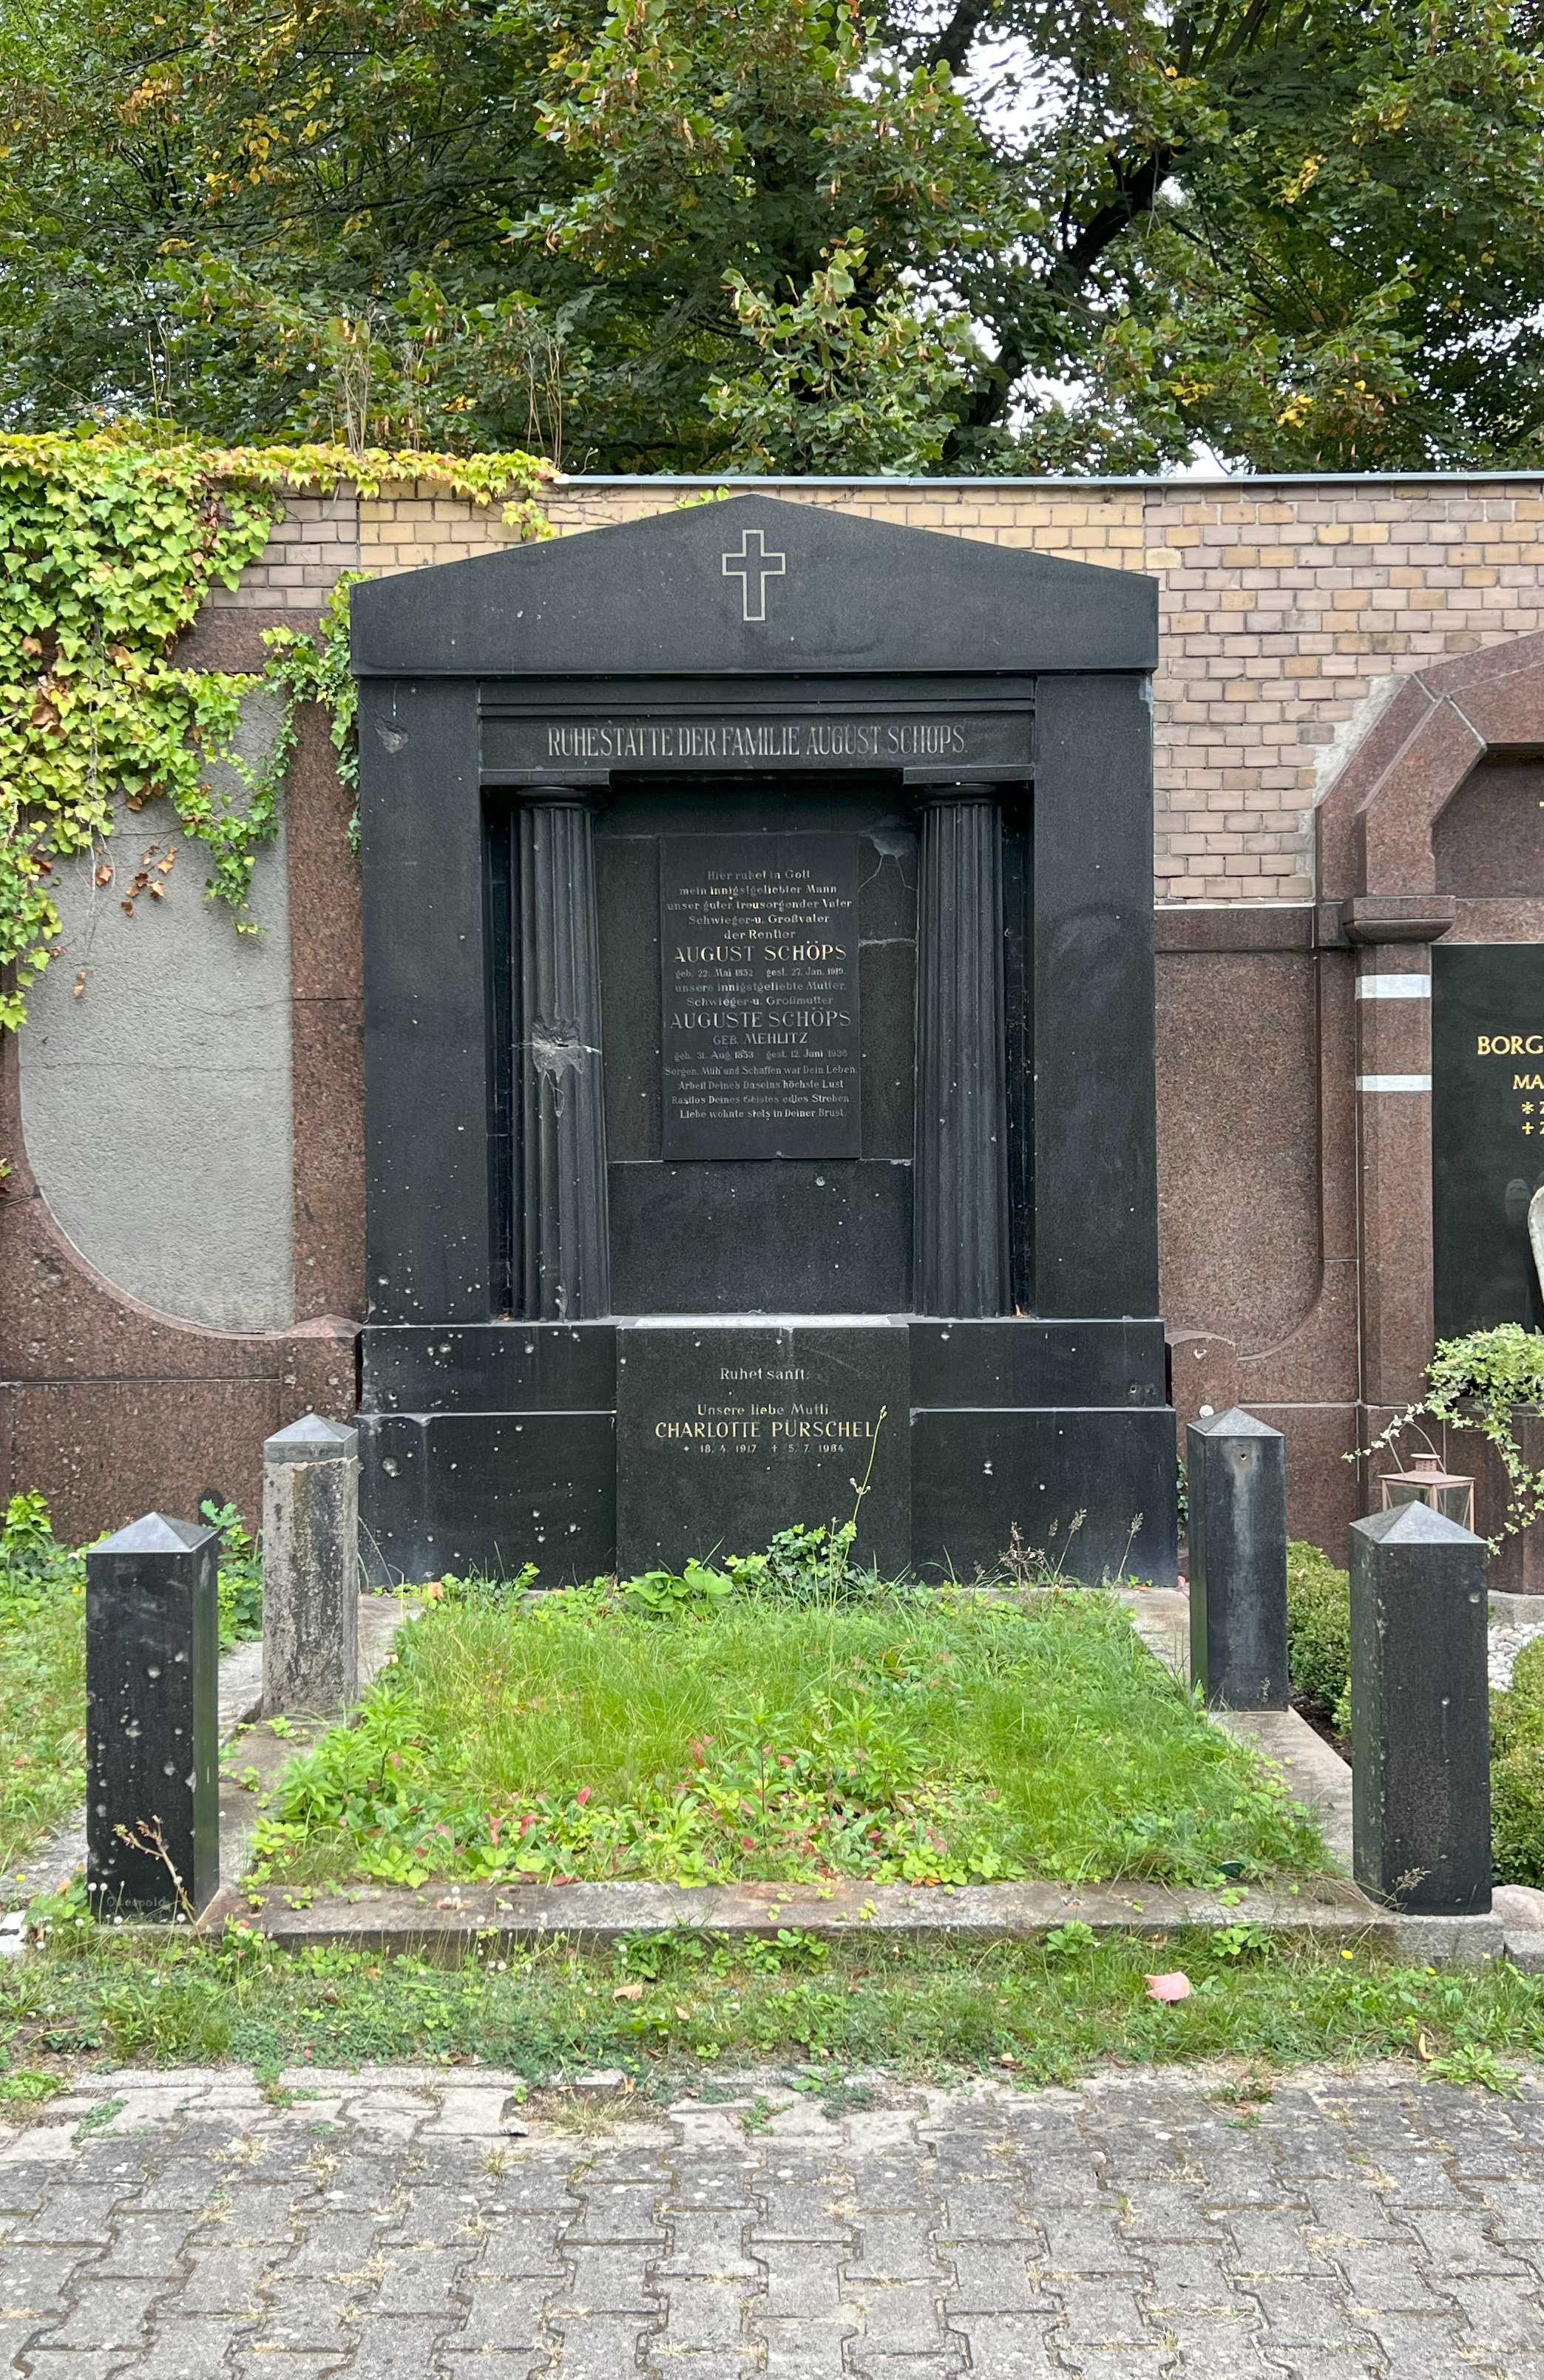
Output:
254 1578 1329 1892
0 1491 264 1881
0 1563 87 1882
4 1915 1544 2097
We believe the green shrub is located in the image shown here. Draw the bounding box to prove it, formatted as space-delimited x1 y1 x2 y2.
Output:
1491 1638 1544 1885
1284 1541 1351 1734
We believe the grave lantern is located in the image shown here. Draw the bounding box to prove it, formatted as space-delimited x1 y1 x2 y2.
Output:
1378 1448 1475 1533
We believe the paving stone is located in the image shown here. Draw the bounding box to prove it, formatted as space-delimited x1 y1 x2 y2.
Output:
1208 2210 1331 2277
842 2281 945 2352
1115 2186 1208 2241
19 2356 148 2379
656 2278 750 2350
753 2186 854 2244
373 2245 479 2314
946 2242 1057 2314
1051 2281 1158 2347
944 2312 1060 2375
160 2240 280 2316
845 2162 934 2213
642 2356 759 2380
1301 2182 1420 2243
40 2279 179 2353
845 2356 965 2379
195 2185 300 2241
753 2313 856 2374
138 2315 252 2378
938 2186 1041 2242
1401 2206 1534 2273
1040 2212 1145 2276
562 2186 665 2244
454 2274 557 2350
844 2216 940 2281
759 2243 847 2319
86 2213 198 2282
657 2211 761 2279
546 2311 657 2376
227 2357 350 2380
385 2189 487 2250
557 2245 661 2314
1246 2279 1378 2350
344 2314 458 2373
1335 2241 1459 2312
468 2220 569 2282
285 2211 386 2274
240 2276 362 2353
7 2194 135 2248
1351 2312 1494 2380
1053 2356 1179 2380
0 2245 95 2318
1436 2271 1544 2347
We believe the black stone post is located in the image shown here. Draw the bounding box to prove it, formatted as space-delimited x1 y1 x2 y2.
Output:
515 786 610 1320
1350 1502 1491 1914
913 785 1009 1315
1186 1406 1288 1709
86 1513 220 1919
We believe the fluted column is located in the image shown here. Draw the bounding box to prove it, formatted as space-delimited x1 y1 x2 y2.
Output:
913 786 1010 1316
515 787 610 1318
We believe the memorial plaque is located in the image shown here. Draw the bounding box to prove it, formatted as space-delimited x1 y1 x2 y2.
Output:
615 1319 911 1576
1433 943 1544 1336
660 832 861 1160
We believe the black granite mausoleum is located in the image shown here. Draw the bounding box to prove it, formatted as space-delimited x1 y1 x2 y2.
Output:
352 495 1178 1584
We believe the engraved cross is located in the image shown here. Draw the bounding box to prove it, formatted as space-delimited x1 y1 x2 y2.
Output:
721 528 787 623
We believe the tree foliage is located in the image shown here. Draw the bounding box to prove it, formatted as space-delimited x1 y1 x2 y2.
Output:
2 0 1543 471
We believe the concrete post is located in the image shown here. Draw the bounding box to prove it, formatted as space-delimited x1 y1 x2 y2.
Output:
86 1513 220 1919
1350 1502 1490 1914
1186 1406 1288 1709
262 1413 359 1718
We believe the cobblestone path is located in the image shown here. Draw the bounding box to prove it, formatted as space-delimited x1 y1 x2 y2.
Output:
2 2064 1544 2376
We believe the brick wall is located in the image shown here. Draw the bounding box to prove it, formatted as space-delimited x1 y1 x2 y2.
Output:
210 474 1544 903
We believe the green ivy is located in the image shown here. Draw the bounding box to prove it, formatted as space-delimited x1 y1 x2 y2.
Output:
1361 1321 1544 1546
0 430 550 1031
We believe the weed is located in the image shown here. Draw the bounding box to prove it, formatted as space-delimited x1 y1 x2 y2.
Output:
0 2069 61 2109
1209 1923 1270 1961
72 2097 123 2142
1426 2041 1523 2095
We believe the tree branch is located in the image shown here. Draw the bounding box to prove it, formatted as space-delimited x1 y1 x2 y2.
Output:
916 0 996 76
949 138 1177 440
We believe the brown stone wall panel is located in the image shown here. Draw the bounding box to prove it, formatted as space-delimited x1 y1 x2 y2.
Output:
1154 906 1315 955
0 1187 285 1386
290 998 365 1323
285 707 362 1006
1450 896 1544 943
1247 1403 1360 1559
1317 682 1435 903
1166 1329 1242 1425
1435 761 1544 898
1423 624 1544 696
1156 952 1321 1352
280 1320 359 1428
172 608 323 674
9 1378 281 1544
1355 1084 1434 1407
1353 701 1483 897
1457 671 1544 750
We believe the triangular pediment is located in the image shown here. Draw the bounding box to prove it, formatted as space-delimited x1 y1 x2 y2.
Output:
351 492 1156 678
